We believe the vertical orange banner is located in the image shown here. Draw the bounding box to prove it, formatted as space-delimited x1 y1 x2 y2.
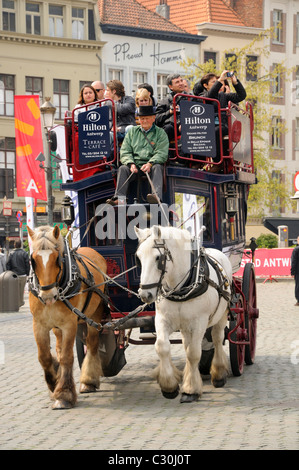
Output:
14 95 47 201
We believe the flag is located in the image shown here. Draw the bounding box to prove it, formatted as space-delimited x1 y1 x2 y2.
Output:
14 95 47 201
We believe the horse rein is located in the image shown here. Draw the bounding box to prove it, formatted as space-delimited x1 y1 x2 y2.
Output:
137 238 173 291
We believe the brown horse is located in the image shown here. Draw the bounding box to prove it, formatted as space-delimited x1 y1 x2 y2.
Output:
28 225 107 409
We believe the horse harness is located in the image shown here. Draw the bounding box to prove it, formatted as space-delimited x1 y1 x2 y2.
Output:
29 242 110 330
137 238 231 303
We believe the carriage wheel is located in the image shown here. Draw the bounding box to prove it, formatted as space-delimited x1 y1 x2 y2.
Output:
242 263 258 365
229 311 245 377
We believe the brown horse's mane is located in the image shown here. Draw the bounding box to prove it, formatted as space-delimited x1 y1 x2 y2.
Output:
31 226 64 254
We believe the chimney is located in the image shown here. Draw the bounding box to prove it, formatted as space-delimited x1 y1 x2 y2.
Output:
156 0 170 20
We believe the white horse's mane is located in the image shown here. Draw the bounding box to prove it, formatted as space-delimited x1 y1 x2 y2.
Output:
137 225 192 244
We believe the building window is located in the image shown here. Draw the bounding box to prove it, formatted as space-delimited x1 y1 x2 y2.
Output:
132 71 148 95
204 51 217 65
0 137 16 185
26 2 41 35
297 13 299 46
296 67 299 101
108 69 123 82
25 76 43 99
72 7 84 40
273 9 282 43
49 4 63 38
272 64 282 95
225 53 238 71
53 79 69 120
296 118 299 149
2 0 16 32
0 74 14 116
272 116 282 148
157 73 168 100
246 55 258 81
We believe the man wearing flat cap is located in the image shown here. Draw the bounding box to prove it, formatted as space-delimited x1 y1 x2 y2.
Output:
107 105 169 205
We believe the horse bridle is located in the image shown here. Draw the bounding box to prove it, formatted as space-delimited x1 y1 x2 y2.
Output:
136 239 173 291
30 248 63 296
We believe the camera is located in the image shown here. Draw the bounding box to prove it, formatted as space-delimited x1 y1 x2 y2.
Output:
227 71 234 77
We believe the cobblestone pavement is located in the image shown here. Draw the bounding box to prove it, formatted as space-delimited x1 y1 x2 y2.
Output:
0 280 298 451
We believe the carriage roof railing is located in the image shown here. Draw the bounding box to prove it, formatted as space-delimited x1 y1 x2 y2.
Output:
170 93 255 178
64 98 118 176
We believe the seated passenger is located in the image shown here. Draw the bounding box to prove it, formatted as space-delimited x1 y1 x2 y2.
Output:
155 73 187 140
199 70 247 162
106 80 136 141
73 84 98 121
137 83 158 108
91 80 105 101
183 78 191 94
134 88 153 126
72 84 107 182
106 106 169 205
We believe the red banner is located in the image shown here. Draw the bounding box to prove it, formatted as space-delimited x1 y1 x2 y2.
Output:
235 248 293 278
14 95 47 200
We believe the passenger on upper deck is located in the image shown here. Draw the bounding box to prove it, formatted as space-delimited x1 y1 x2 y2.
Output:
199 70 247 161
106 106 169 206
134 88 153 126
106 80 136 141
91 81 105 101
183 78 192 94
73 84 98 121
200 70 246 126
138 83 158 108
155 73 187 141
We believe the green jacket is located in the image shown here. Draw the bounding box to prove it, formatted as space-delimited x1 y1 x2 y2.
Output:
120 124 169 168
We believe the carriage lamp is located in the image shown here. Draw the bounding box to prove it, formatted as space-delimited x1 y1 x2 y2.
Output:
40 97 56 130
225 187 238 217
61 195 75 226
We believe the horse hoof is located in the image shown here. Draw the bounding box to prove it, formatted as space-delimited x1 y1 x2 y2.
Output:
212 378 227 388
52 399 73 410
180 393 199 403
79 383 97 394
162 387 179 399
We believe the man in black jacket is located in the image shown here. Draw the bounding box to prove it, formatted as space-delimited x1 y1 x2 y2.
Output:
291 236 299 305
199 70 247 162
155 73 186 140
6 239 30 276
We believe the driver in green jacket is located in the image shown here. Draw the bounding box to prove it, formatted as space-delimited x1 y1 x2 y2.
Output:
107 105 169 205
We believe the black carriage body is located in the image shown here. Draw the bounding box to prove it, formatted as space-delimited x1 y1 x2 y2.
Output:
62 168 251 314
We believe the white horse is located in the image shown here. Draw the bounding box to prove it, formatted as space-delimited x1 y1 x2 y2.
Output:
135 225 233 403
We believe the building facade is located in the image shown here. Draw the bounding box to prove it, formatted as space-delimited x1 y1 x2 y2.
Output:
0 0 203 248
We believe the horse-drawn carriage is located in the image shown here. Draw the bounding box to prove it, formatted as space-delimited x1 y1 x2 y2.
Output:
28 92 259 408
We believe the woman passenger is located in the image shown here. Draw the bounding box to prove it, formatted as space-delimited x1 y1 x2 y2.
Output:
73 84 98 121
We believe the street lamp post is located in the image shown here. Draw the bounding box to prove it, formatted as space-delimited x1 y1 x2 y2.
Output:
40 97 56 226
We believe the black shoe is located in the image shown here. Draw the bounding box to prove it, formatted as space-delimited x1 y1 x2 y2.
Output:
146 193 159 204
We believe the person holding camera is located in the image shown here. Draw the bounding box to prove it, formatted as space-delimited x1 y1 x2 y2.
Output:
199 70 247 163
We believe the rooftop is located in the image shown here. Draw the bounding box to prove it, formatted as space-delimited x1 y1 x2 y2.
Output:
135 0 245 34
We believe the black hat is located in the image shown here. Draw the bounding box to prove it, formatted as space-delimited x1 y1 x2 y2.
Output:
137 105 156 116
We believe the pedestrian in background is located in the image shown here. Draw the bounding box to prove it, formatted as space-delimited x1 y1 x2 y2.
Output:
6 239 30 306
6 239 30 276
291 235 299 306
0 246 6 274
